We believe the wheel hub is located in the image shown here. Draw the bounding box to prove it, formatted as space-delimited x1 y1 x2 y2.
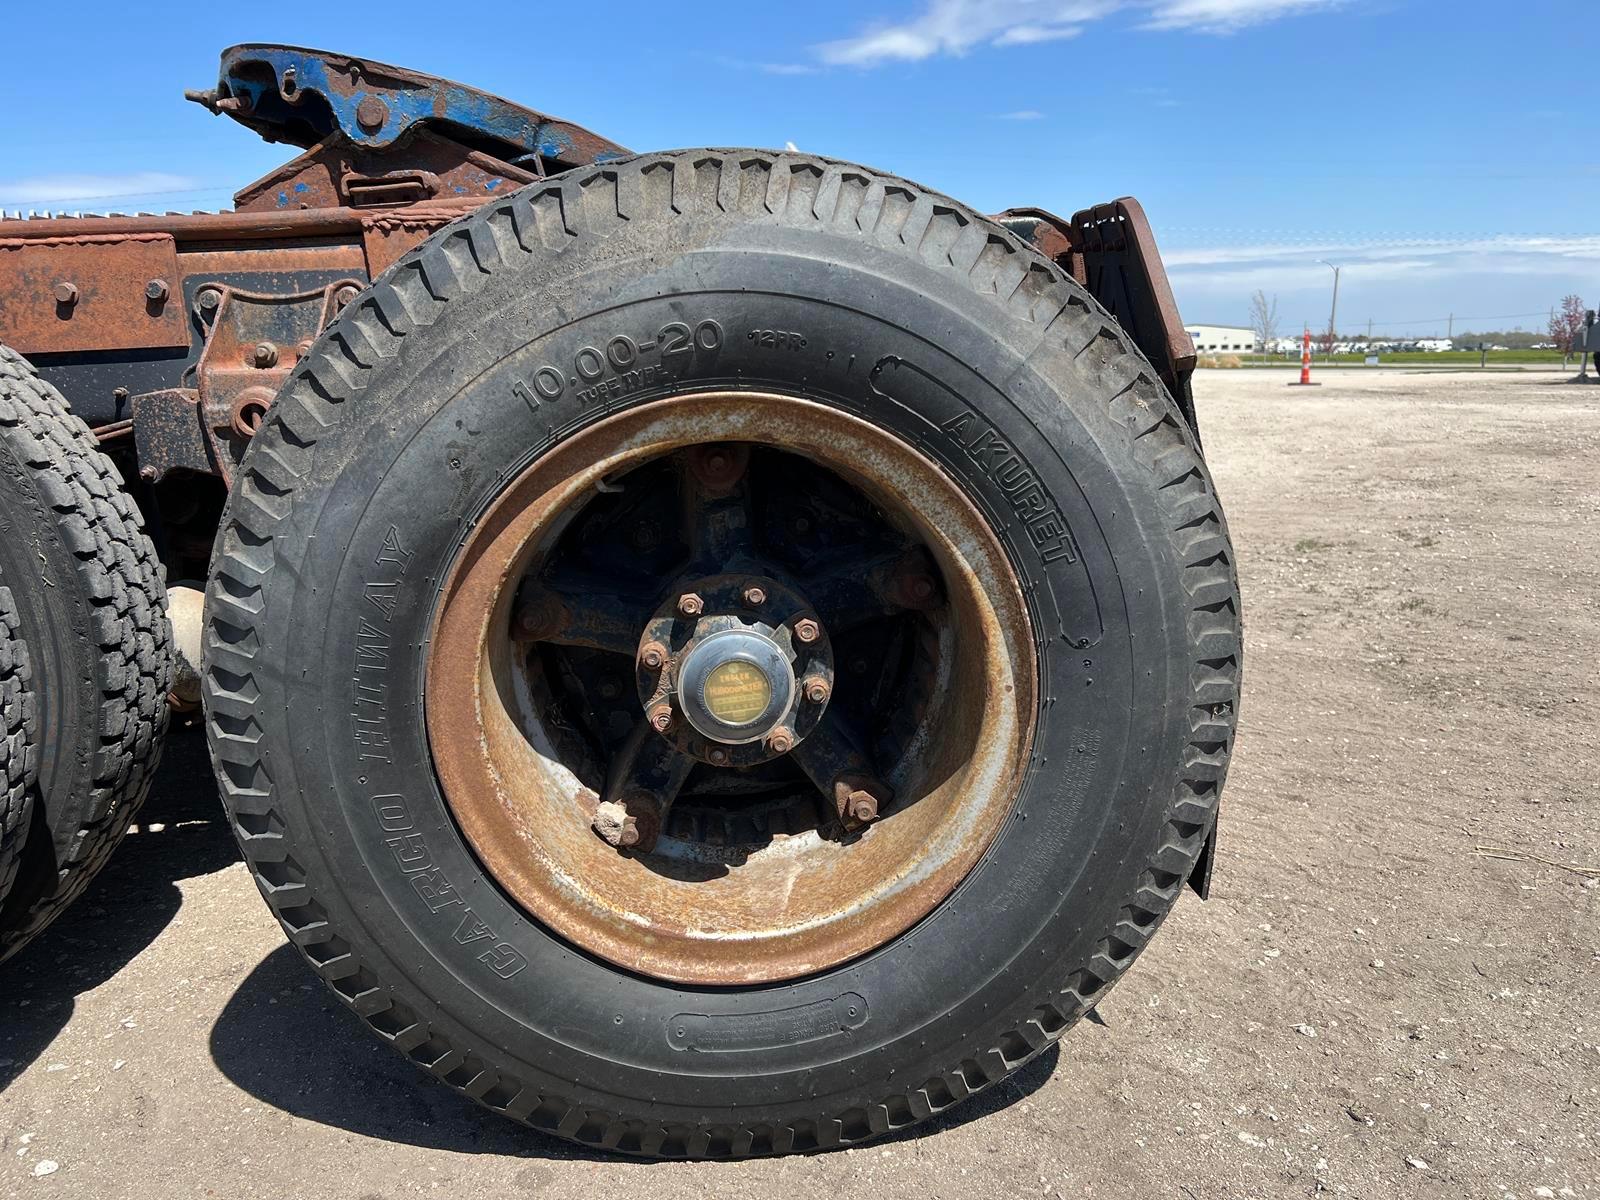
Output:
424 391 1037 985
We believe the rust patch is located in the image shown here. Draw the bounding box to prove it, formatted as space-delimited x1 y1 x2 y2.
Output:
426 392 1037 986
0 233 186 355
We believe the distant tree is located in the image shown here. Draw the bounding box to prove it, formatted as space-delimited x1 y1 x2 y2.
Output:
1316 326 1337 355
1247 290 1279 355
1549 295 1587 357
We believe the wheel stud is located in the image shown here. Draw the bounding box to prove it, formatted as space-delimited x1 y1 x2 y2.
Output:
647 702 674 733
802 676 830 704
639 641 667 670
742 584 767 607
793 617 820 644
766 727 795 755
677 592 704 617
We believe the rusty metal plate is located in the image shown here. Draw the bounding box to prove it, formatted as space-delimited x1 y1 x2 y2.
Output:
0 233 187 355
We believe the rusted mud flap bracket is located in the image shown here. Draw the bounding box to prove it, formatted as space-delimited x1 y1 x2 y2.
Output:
995 199 1201 446
1187 819 1217 900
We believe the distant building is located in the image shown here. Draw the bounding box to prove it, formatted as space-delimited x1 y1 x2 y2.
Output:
1186 324 1258 353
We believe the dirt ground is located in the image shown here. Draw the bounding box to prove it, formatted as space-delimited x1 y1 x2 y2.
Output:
2 368 1596 1199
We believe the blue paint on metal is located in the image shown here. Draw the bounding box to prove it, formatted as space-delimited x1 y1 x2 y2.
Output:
214 45 627 167
293 182 308 193
277 191 289 208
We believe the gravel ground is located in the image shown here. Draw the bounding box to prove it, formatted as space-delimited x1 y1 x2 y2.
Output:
1 368 1596 1199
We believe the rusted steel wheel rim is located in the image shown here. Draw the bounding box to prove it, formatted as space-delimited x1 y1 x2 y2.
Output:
426 391 1037 985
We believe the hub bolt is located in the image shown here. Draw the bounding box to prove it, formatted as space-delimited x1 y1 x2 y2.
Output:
677 592 704 617
803 676 831 705
639 641 667 670
906 574 937 604
847 789 879 823
742 584 767 607
53 281 79 305
252 341 279 368
766 728 795 755
335 284 360 308
708 747 730 766
793 617 820 644
647 702 674 733
144 278 169 303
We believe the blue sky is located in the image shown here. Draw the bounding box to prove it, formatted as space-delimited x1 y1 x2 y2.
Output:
1 0 1590 337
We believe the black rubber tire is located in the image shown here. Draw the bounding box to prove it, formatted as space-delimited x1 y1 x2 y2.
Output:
0 344 173 963
204 150 1241 1157
0 585 37 905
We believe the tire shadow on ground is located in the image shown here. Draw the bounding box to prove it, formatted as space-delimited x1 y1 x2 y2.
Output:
0 722 237 1090
210 942 1060 1159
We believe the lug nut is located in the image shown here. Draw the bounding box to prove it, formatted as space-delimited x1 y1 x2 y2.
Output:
252 341 279 368
677 592 704 617
53 281 79 305
766 728 795 755
647 702 674 733
144 278 169 303
793 617 820 644
847 789 879 823
639 641 667 670
803 676 831 705
742 584 767 607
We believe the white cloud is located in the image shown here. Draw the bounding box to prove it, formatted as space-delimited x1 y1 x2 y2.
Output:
1141 0 1344 32
998 109 1047 120
817 1 1114 66
0 171 205 207
815 0 1342 65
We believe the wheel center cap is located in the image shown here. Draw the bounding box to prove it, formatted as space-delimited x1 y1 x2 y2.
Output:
677 628 794 744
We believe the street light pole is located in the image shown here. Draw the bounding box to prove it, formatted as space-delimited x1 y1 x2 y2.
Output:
1318 259 1341 358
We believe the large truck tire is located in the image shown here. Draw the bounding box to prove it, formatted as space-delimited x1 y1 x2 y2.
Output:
204 151 1241 1156
0 345 173 963
0 586 37 905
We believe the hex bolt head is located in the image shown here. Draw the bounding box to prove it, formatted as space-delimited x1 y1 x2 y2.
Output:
803 676 831 705
741 584 768 607
618 821 641 847
906 574 937 604
53 281 79 305
647 702 674 733
197 287 221 314
144 278 169 303
252 342 280 369
677 592 704 617
793 617 821 644
639 641 667 671
847 790 879 823
335 284 360 308
766 728 795 755
708 747 730 766
356 95 389 132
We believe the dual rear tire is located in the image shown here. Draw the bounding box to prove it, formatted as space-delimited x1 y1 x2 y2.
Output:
0 346 172 962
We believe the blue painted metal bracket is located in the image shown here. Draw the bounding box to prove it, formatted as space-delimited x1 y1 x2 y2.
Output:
190 44 628 170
